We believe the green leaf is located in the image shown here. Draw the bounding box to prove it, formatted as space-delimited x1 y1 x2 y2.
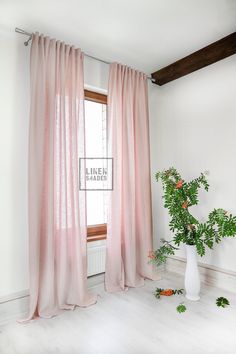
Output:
176 303 187 313
216 297 230 308
173 289 184 295
154 288 164 299
148 239 178 267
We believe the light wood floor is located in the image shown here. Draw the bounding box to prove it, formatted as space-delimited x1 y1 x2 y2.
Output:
1 271 236 354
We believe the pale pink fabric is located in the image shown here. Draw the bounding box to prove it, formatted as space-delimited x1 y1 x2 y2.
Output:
105 63 155 292
27 33 96 319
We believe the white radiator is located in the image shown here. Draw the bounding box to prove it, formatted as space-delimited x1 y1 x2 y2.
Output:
87 240 106 276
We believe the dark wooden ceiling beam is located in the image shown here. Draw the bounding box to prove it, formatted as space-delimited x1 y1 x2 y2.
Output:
151 32 236 86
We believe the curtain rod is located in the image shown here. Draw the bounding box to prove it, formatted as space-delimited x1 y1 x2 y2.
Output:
15 27 155 82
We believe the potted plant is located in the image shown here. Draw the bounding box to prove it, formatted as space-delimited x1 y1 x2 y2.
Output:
149 167 236 300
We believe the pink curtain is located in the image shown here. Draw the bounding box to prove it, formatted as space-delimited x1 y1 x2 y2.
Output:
27 33 96 319
105 63 156 292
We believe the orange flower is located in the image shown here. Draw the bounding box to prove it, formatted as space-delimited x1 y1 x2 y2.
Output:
182 201 188 209
160 289 174 296
148 251 155 260
175 180 183 189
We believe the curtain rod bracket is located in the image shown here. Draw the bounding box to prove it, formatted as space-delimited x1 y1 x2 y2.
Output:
15 27 32 46
24 36 32 46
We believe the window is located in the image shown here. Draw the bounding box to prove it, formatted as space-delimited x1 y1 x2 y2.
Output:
84 90 107 242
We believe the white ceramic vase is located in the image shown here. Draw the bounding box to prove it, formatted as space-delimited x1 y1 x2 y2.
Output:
184 245 200 301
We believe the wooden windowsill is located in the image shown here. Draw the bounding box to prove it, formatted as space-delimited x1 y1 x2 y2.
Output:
87 223 107 242
84 89 107 104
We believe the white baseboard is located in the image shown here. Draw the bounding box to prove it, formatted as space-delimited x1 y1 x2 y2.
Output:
166 256 236 293
0 273 105 326
0 289 29 305
0 292 29 326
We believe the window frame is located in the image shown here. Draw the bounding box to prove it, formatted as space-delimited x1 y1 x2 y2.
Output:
84 89 107 242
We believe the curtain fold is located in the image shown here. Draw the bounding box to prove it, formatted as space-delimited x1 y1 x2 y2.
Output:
27 33 96 320
105 63 156 292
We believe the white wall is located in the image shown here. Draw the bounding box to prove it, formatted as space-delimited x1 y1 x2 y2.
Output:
149 55 236 273
0 29 108 298
0 30 30 299
84 56 108 93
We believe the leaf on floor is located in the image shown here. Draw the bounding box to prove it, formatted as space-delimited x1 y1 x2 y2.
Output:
176 303 187 313
216 297 230 308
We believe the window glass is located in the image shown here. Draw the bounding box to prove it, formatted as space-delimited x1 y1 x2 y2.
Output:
84 100 107 226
